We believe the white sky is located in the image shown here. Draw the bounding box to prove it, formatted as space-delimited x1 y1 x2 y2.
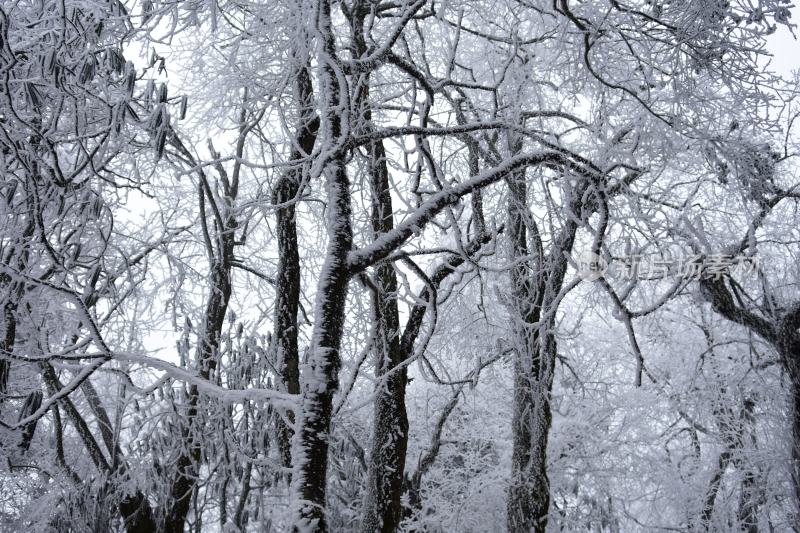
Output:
767 23 799 77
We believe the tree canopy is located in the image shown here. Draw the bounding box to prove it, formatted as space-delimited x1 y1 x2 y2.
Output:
1 0 799 532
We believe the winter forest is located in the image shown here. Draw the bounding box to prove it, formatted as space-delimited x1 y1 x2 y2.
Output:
3 0 800 532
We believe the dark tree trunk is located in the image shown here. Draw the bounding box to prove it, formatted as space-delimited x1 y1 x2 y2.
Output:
700 275 800 516
273 51 320 471
505 157 550 533
118 492 160 533
164 159 238 533
0 296 14 410
792 373 800 515
289 156 352 533
358 139 409 533
695 329 763 532
290 3 352 528
345 4 409 530
779 338 800 514
164 255 233 533
506 161 584 532
0 219 33 415
507 327 556 533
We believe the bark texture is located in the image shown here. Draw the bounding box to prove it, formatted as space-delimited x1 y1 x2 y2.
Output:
699 275 800 513
273 47 320 471
290 2 352 529
164 138 239 533
347 3 409 531
289 156 352 532
506 162 585 533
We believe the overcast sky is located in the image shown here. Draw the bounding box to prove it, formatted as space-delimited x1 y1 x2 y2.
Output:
768 19 799 76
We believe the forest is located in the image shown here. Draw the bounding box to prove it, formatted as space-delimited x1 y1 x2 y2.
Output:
1 0 799 531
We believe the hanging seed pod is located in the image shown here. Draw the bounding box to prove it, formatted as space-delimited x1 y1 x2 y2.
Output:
88 264 102 287
179 94 187 119
155 109 169 159
45 49 57 74
148 104 162 132
125 103 139 122
108 104 117 132
25 83 41 109
142 0 154 23
107 48 124 74
113 105 123 133
158 82 167 103
144 78 154 109
124 62 136 96
78 195 88 216
148 47 157 67
92 196 103 216
79 56 96 83
5 180 17 202
70 243 82 264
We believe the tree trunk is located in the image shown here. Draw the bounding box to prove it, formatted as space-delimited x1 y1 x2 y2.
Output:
289 155 352 532
0 218 34 416
273 49 320 472
289 3 352 528
507 317 556 533
779 338 800 516
505 156 551 533
345 5 409 530
358 139 409 533
165 173 237 533
700 275 800 517
164 255 233 533
0 296 14 410
506 162 583 532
